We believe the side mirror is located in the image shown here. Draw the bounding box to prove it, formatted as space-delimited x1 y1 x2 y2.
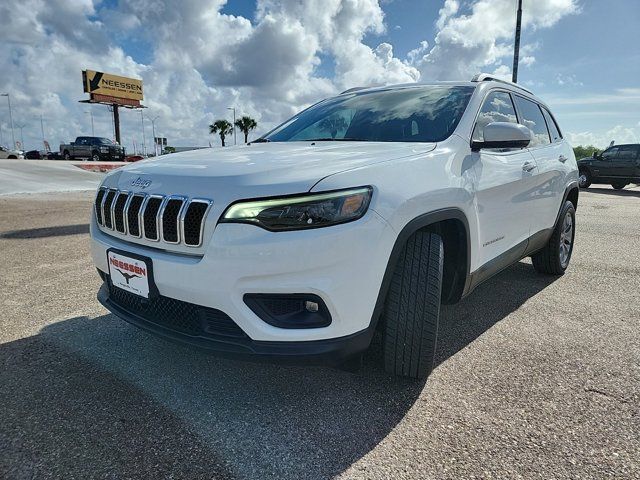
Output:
471 122 531 151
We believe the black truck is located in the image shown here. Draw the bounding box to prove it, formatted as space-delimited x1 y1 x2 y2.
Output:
578 144 640 190
60 137 125 162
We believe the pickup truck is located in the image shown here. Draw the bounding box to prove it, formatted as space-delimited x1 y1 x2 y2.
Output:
60 137 125 161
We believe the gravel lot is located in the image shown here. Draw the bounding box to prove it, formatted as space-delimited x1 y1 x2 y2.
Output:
0 186 638 479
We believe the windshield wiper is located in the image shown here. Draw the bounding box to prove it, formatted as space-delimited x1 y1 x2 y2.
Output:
306 137 368 142
251 137 270 143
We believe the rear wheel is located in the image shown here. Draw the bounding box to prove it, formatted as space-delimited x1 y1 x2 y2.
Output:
532 201 575 275
382 231 443 379
63 151 71 160
611 182 627 190
578 170 591 188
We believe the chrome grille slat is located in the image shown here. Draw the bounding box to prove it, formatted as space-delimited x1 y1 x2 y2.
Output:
141 195 164 241
94 188 106 226
160 196 186 244
95 188 212 248
102 189 117 229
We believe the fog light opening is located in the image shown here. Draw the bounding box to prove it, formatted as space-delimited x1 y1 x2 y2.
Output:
305 300 319 312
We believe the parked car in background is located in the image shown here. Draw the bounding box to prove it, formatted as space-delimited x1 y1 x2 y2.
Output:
0 145 24 159
91 75 579 379
578 144 640 189
60 137 125 161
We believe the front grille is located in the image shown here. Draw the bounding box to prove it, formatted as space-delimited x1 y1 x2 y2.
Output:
94 187 212 247
107 282 246 339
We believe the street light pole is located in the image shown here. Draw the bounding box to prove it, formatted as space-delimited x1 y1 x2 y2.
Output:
40 114 46 150
1 93 16 150
149 115 159 156
227 107 236 145
140 110 147 156
512 0 523 83
16 124 26 151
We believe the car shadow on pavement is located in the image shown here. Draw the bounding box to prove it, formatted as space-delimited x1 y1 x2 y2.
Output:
0 223 89 239
0 260 557 480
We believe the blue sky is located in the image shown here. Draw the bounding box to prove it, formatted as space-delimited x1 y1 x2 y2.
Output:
1 0 639 150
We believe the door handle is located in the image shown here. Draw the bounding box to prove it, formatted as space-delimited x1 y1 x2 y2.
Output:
522 161 536 172
558 155 568 163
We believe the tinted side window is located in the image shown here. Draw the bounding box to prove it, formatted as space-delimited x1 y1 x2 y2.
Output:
602 147 619 160
542 108 562 143
617 145 639 162
472 91 518 142
513 96 550 148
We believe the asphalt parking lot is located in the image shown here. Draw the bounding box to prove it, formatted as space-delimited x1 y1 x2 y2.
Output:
0 186 638 479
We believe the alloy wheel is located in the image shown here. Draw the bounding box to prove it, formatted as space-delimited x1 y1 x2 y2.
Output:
559 211 573 268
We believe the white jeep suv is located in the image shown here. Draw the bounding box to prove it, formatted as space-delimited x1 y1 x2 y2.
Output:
91 75 578 379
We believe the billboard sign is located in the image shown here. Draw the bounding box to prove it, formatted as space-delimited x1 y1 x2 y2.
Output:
83 70 143 101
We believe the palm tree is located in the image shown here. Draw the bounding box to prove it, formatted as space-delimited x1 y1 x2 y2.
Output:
209 119 233 147
234 116 258 144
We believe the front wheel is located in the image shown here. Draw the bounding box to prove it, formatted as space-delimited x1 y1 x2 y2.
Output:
532 201 576 275
382 231 443 379
91 151 101 162
612 182 627 190
578 170 591 188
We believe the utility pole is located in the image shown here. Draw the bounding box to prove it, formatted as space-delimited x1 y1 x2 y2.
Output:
140 109 147 156
227 107 236 145
40 114 46 148
1 93 16 150
85 110 95 136
512 0 523 83
149 115 159 156
16 124 26 151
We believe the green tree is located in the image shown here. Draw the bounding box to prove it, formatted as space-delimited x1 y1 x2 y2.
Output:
209 119 233 147
164 146 176 154
573 145 601 160
234 116 258 144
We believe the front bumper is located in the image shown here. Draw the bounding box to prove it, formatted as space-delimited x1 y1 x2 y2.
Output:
98 282 374 365
92 209 396 343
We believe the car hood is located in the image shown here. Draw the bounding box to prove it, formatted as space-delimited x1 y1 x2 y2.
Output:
105 141 436 199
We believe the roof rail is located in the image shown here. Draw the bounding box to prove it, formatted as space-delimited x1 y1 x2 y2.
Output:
340 86 369 95
471 73 534 95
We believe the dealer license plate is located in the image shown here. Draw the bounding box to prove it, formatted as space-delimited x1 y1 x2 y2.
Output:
107 251 150 298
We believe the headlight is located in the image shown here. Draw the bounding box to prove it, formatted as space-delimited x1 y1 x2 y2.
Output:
220 186 373 231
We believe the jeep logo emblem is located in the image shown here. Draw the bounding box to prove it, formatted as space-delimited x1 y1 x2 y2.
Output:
131 177 152 189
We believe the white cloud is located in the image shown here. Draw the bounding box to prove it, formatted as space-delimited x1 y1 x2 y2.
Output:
410 0 578 80
566 125 640 148
1 0 629 158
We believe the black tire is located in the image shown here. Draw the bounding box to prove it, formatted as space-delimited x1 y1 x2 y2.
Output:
578 170 591 188
382 231 443 379
91 151 101 162
63 151 71 160
8 155 17 159
611 183 626 190
532 201 576 275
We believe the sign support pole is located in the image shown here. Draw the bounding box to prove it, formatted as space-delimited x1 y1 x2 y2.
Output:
113 104 121 145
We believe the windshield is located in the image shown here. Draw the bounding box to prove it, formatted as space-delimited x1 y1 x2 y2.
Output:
98 138 114 145
264 85 475 143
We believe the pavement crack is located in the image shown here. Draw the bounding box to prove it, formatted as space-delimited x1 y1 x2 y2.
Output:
583 386 629 404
